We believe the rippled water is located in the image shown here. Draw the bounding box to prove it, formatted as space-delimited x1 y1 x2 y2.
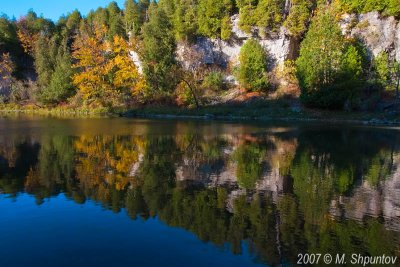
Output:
0 116 399 266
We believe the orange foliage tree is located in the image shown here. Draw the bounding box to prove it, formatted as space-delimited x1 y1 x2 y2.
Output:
0 53 14 91
72 26 145 107
16 19 38 56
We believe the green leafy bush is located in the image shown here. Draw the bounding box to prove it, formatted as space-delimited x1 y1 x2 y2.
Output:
237 39 269 92
202 71 226 91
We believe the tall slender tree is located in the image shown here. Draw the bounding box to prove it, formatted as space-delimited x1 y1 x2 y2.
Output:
141 4 177 96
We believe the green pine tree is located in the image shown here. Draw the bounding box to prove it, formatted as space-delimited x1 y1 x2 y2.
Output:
237 39 269 91
141 4 177 96
296 9 364 108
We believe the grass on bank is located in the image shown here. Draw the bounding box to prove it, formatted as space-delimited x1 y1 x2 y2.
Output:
0 99 399 125
0 103 120 117
126 99 400 124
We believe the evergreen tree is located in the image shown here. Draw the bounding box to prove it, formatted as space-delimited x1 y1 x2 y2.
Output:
138 0 151 23
65 10 82 31
220 15 232 40
124 0 141 36
107 2 126 39
0 15 19 56
296 10 364 108
197 0 233 39
34 34 58 89
141 5 177 96
237 0 257 34
374 52 391 90
256 0 285 35
237 39 269 91
171 0 198 41
40 48 74 104
158 0 176 18
89 7 109 28
283 0 314 37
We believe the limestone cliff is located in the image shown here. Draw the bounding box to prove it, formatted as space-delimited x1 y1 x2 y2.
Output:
340 11 400 61
132 12 400 87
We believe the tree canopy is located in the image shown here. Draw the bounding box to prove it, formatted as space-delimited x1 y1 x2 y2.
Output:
0 0 399 110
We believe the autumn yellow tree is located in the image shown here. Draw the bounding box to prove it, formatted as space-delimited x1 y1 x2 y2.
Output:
72 26 145 107
17 29 37 56
0 53 14 94
110 35 147 98
16 17 39 56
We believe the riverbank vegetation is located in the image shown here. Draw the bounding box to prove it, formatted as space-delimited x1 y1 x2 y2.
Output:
0 0 399 114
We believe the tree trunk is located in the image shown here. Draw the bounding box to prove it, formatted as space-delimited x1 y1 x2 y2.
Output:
396 74 399 100
182 79 199 109
284 0 291 18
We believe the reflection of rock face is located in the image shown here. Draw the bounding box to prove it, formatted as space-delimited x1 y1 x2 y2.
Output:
174 136 298 212
172 133 400 232
129 153 144 177
340 181 383 220
328 154 400 231
383 155 400 231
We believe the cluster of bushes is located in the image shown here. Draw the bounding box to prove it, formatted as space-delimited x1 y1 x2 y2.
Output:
337 0 400 17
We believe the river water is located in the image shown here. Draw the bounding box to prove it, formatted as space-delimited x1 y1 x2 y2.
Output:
0 116 399 266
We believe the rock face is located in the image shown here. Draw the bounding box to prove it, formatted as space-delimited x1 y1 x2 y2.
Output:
129 51 143 74
340 12 400 60
132 12 400 86
185 15 292 70
175 15 292 85
396 23 400 61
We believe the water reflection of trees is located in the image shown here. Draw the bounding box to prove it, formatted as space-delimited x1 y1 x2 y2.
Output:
1 126 400 265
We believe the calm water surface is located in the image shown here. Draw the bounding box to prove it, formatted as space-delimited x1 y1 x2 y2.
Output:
0 116 400 267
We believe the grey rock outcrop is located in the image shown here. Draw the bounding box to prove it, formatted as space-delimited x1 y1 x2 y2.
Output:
175 14 292 77
129 50 143 74
131 12 400 87
340 12 400 60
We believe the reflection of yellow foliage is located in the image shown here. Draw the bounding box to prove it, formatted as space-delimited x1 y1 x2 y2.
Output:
0 139 18 167
74 135 147 194
24 167 40 193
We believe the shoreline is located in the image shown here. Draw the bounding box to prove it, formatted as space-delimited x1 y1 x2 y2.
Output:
0 110 400 127
0 106 399 126
125 112 400 126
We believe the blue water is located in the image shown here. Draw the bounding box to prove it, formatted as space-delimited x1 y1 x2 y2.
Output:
0 193 263 267
1 117 399 266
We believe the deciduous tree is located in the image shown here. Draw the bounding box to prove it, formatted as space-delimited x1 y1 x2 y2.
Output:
72 26 144 107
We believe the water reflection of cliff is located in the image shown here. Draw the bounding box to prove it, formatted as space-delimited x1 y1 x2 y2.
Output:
1 123 400 265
